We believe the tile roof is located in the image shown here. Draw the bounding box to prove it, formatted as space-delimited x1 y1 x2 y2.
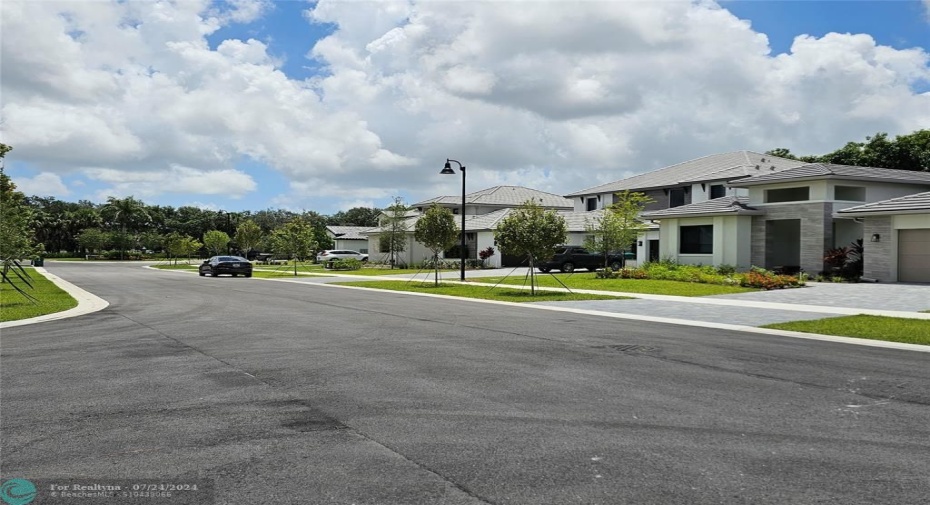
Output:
565 151 804 196
414 185 572 208
836 191 930 216
640 196 762 218
327 226 375 239
730 164 930 187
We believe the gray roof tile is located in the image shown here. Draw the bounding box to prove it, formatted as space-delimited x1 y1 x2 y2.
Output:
640 196 762 218
836 191 930 215
565 151 803 196
327 226 375 239
414 185 572 209
731 164 930 187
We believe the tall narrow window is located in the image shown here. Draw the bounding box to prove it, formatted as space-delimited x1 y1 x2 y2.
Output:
669 188 686 208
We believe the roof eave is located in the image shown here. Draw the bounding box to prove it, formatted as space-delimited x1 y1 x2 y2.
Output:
641 210 762 219
835 209 930 217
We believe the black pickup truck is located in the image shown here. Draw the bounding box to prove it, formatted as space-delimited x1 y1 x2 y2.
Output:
536 246 626 273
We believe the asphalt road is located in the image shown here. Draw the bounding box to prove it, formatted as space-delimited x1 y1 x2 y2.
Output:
2 262 929 504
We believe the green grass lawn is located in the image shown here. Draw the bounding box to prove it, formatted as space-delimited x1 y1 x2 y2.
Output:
476 273 757 297
762 315 930 346
1 269 78 322
319 267 454 276
334 280 629 302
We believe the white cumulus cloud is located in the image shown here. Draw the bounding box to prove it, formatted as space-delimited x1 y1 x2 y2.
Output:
13 173 71 197
2 0 928 210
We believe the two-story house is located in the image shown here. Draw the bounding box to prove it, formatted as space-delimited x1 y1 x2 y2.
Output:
640 163 930 276
565 151 805 264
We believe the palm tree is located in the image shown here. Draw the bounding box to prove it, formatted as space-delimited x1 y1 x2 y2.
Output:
101 196 149 259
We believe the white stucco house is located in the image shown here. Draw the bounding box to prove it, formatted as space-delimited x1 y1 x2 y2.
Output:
364 186 575 267
637 163 930 276
566 152 930 280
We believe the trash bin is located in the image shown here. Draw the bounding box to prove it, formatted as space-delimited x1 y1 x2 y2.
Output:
33 257 44 267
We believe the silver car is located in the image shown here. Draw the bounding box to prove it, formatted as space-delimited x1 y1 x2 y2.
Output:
316 250 368 263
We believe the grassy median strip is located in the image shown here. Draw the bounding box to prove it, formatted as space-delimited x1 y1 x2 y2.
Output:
762 315 930 346
1 269 78 322
252 269 319 278
151 264 199 270
478 274 756 297
334 280 629 302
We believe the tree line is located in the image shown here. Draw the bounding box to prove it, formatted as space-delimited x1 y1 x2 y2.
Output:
24 193 382 259
767 129 930 172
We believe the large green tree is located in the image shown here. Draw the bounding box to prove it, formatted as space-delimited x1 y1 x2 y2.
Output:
584 191 653 268
413 204 458 286
328 207 382 227
76 228 110 256
494 200 567 295
101 196 150 259
269 218 318 276
767 129 930 171
234 220 263 258
203 230 231 256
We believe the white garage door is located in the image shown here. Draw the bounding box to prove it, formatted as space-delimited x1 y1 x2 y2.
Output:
898 229 930 283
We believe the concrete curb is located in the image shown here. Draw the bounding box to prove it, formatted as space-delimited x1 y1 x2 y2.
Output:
1 267 110 329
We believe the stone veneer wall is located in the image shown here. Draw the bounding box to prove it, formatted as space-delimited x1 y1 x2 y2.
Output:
751 203 833 274
862 216 893 282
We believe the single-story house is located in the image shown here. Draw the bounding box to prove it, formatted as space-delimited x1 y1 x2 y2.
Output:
326 226 373 253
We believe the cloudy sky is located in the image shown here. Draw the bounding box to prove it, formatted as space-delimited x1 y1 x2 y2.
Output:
2 0 929 214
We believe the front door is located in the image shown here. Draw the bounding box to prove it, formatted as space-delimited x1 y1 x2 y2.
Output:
648 240 660 262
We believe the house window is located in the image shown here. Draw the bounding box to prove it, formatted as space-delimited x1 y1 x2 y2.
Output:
452 208 459 214
834 186 865 201
764 187 809 203
680 225 713 254
710 184 726 199
669 188 686 208
586 198 598 211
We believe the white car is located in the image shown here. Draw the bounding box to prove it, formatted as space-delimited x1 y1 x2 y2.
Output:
316 250 368 263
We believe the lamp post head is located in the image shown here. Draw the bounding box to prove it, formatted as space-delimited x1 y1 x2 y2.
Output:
440 160 455 175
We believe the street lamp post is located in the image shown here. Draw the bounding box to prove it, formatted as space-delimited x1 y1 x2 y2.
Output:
441 159 466 281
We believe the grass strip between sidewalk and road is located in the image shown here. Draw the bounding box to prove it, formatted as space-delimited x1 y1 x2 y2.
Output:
0 268 78 322
477 274 757 297
151 263 199 270
762 315 930 346
334 280 630 302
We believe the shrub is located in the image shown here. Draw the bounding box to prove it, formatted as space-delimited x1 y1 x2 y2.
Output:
739 269 804 290
716 264 737 276
326 258 362 270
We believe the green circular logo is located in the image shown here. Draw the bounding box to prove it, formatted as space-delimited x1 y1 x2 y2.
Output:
0 479 36 505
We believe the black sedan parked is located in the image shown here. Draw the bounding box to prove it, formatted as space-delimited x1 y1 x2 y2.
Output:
199 256 253 277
